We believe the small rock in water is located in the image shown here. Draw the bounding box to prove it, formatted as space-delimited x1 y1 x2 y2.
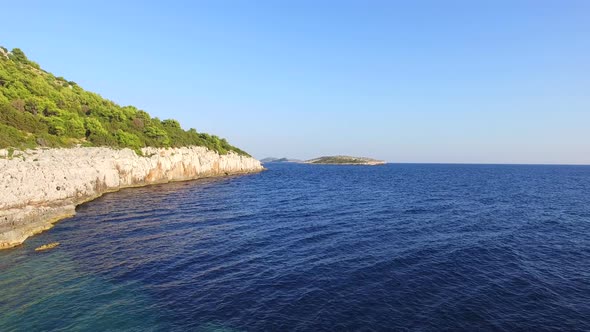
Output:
35 242 60 251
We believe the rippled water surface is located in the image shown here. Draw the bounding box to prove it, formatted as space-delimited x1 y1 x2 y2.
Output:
1 163 590 331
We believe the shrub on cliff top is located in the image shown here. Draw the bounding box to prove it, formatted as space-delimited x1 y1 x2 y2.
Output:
0 46 250 156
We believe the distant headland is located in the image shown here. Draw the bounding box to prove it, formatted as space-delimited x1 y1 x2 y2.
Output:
305 156 385 166
260 157 302 163
261 156 386 165
306 156 386 165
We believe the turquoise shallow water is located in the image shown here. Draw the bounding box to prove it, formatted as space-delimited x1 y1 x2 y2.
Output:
1 163 590 331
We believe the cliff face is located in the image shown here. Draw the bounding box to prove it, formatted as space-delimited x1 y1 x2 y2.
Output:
0 146 263 249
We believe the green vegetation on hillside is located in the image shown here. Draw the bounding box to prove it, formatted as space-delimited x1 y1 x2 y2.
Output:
0 46 249 156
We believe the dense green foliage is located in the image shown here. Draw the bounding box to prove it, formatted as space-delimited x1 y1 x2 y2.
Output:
0 47 249 155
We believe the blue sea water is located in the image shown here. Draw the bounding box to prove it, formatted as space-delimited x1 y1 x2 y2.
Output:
1 163 590 331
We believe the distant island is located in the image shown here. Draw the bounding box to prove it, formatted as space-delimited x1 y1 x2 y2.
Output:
306 156 386 165
261 157 302 163
262 156 386 165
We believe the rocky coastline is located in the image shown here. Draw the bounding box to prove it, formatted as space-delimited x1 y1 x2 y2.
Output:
0 146 263 249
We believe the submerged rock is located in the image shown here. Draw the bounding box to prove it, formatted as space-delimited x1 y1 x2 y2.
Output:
35 242 60 251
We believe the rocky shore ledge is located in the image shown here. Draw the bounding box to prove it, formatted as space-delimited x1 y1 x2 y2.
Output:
0 146 263 249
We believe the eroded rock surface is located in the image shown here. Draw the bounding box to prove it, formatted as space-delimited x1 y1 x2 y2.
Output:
0 146 263 248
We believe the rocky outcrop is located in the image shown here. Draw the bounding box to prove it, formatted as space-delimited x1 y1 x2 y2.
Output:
0 146 263 249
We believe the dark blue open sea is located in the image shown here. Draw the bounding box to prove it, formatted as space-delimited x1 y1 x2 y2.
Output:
1 163 590 331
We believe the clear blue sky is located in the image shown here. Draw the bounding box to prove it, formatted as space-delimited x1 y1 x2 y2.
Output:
3 0 589 164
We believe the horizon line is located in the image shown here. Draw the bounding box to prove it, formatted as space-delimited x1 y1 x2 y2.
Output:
261 160 590 166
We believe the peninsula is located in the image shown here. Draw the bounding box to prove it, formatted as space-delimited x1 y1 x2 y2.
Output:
306 156 386 165
0 47 263 249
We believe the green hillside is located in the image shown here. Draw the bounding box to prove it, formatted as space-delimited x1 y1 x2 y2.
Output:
0 46 249 156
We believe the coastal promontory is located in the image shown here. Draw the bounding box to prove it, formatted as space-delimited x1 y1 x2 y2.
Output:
0 47 263 248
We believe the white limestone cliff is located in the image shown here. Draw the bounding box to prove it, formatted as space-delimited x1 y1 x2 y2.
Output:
0 146 263 249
